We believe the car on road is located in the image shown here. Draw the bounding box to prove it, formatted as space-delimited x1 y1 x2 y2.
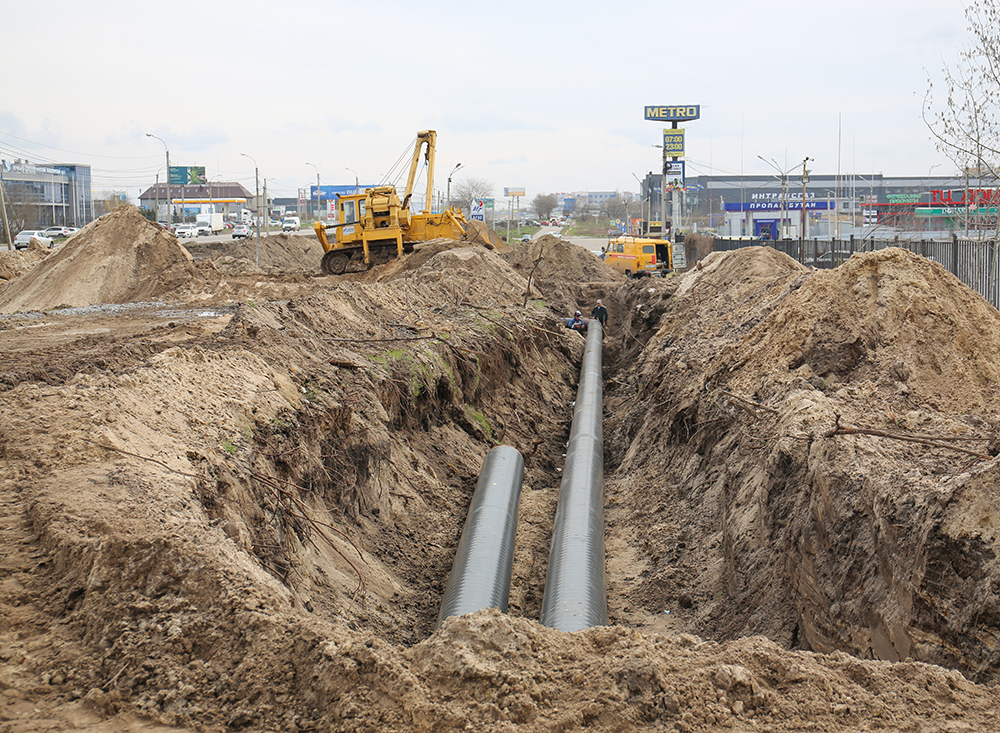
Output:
43 226 78 239
521 234 531 242
232 224 252 240
194 222 212 237
174 224 197 238
13 230 54 249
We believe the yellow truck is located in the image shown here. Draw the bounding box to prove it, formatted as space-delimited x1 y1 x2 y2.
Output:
602 235 674 278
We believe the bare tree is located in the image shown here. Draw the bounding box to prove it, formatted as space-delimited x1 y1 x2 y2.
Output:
450 177 494 214
600 194 628 221
532 193 558 220
923 0 1000 179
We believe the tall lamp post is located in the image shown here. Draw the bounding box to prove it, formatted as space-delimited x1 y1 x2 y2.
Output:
146 133 171 225
306 162 321 222
446 163 463 210
346 167 359 194
757 155 796 240
631 172 645 234
241 152 260 268
800 157 813 246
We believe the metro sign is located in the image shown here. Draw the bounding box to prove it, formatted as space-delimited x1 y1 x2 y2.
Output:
644 105 700 121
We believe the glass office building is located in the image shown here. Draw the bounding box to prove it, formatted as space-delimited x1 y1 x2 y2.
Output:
0 160 93 228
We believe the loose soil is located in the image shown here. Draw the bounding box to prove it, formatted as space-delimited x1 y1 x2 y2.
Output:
2 209 1000 731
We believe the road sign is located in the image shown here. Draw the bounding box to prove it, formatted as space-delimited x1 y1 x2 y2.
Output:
662 129 685 158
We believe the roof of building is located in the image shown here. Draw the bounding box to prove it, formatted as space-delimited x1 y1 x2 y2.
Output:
138 182 253 202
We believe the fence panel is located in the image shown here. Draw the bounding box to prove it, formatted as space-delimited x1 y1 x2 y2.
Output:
710 236 1000 310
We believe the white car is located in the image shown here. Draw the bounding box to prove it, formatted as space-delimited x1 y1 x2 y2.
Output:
13 230 54 249
194 222 212 236
43 226 78 239
174 224 197 238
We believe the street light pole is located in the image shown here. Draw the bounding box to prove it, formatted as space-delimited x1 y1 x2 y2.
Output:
346 167 359 194
446 163 463 211
758 155 797 240
801 157 813 244
241 152 260 268
306 162 320 222
631 172 645 234
146 133 171 225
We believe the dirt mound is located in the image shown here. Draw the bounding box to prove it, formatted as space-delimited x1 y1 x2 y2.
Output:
0 206 197 313
606 246 1000 683
501 234 624 315
362 242 530 308
0 242 51 284
186 232 324 274
8 237 1000 731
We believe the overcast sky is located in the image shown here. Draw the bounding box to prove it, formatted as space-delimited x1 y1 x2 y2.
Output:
0 0 973 206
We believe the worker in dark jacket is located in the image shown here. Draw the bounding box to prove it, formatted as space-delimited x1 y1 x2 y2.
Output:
591 299 608 328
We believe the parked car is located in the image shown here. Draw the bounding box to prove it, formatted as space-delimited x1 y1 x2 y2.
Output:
157 221 173 232
232 224 252 240
174 224 197 238
521 234 531 242
13 230 54 249
42 226 77 238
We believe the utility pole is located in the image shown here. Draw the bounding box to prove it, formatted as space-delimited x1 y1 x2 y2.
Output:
447 163 463 210
800 157 812 244
306 163 320 222
660 142 668 237
146 133 172 224
0 176 11 249
241 152 260 268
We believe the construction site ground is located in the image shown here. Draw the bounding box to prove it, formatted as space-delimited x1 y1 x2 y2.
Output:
2 206 1000 732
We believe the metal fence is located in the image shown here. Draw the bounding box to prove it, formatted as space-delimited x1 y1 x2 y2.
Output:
711 235 1000 310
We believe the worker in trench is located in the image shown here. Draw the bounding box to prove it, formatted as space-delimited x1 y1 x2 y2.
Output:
591 299 608 330
566 310 587 338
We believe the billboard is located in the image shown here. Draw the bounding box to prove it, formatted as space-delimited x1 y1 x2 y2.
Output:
504 187 525 197
168 166 207 185
644 105 700 121
471 199 485 221
662 129 685 158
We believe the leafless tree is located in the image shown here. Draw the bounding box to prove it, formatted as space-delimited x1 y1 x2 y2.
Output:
923 0 1000 179
532 193 558 220
600 194 628 221
450 177 494 214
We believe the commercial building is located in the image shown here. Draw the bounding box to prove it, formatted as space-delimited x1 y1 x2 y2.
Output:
640 171 987 238
138 182 255 222
0 160 93 228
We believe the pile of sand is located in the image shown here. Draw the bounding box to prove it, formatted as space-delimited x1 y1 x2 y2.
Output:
187 231 325 275
500 234 623 315
606 246 1000 683
0 239 51 284
0 206 197 313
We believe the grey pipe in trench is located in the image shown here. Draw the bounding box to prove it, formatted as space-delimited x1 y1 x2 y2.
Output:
540 319 606 631
436 445 525 628
436 320 606 632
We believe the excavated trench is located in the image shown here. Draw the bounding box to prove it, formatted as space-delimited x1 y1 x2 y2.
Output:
194 280 674 643
9 230 1000 731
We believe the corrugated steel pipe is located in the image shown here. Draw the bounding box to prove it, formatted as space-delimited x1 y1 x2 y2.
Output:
540 319 607 631
436 445 525 628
